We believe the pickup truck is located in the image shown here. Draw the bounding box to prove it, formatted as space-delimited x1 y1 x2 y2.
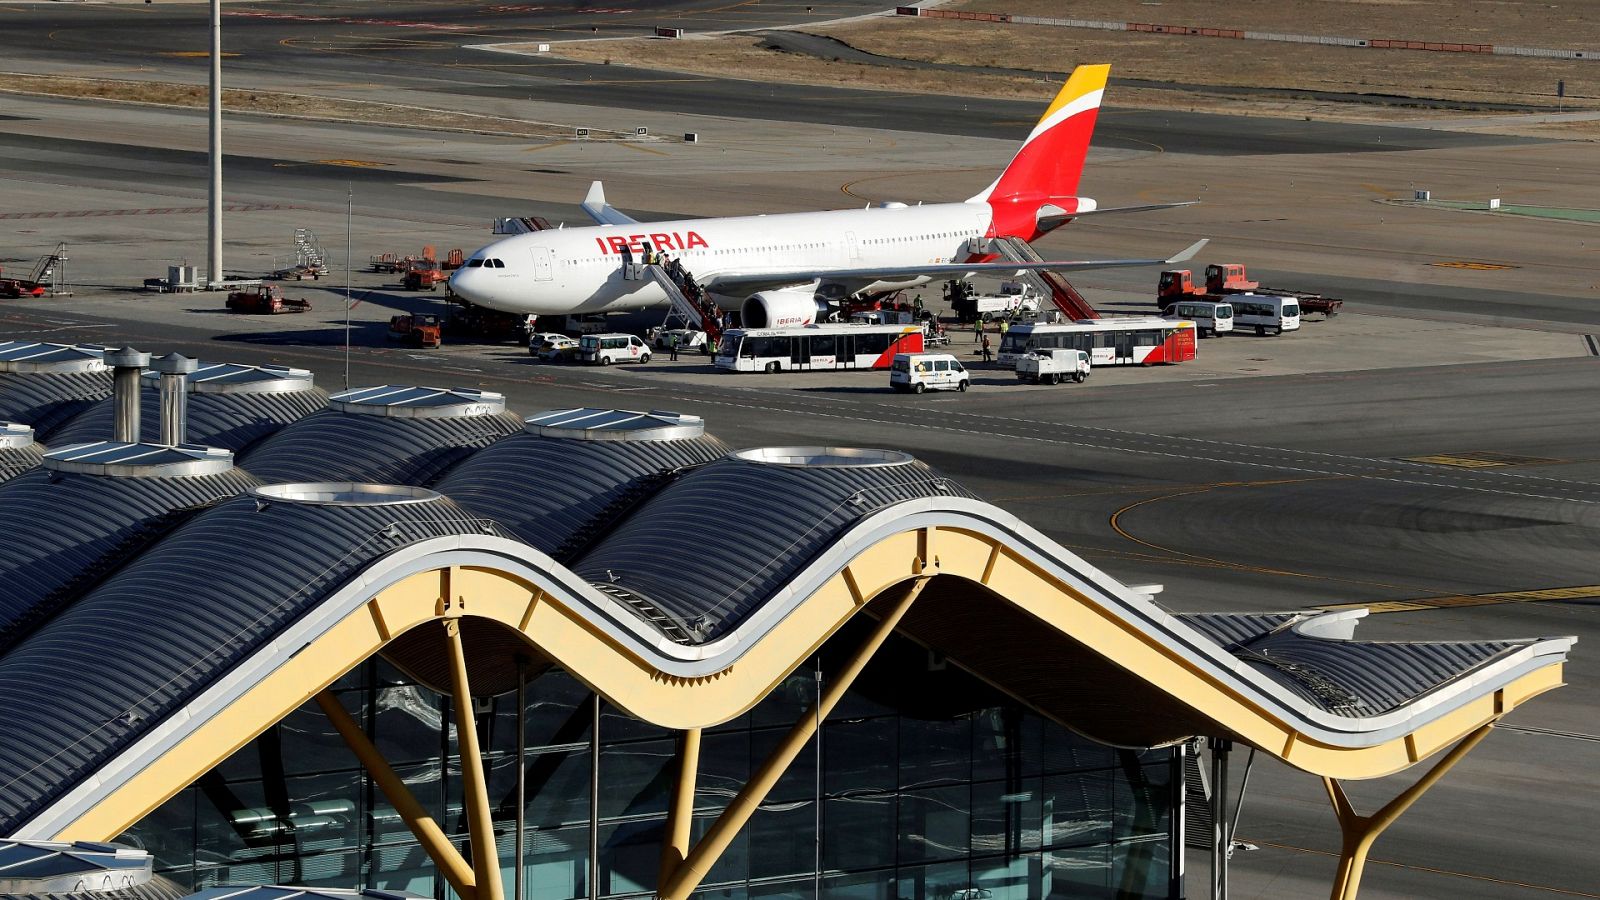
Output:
1015 348 1090 385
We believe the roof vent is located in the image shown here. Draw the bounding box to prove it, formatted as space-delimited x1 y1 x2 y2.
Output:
0 422 34 449
0 341 107 374
0 839 153 894
104 347 150 443
252 482 442 507
330 386 506 419
42 441 234 477
732 446 915 468
525 407 705 442
142 360 314 395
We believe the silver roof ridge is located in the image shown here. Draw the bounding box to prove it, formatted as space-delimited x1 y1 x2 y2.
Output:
330 385 506 419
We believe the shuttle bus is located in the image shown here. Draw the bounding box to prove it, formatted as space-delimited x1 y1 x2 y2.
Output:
998 318 1197 367
715 324 924 373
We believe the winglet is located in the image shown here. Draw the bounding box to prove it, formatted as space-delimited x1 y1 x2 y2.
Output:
1165 239 1209 265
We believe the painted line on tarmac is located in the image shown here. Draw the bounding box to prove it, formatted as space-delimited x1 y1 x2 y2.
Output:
1318 584 1600 614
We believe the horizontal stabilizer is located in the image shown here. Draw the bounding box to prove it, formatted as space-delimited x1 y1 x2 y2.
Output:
1037 200 1199 234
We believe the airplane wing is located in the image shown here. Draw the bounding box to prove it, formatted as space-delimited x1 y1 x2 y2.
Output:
580 181 639 227
701 239 1208 296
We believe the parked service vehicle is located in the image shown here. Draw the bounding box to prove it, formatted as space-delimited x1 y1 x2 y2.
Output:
533 335 578 362
1015 348 1090 385
1161 300 1233 337
890 352 969 394
653 328 707 352
1229 294 1300 336
579 333 651 365
527 331 569 356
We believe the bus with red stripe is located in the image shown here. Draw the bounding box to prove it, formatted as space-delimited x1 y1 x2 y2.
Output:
715 324 923 373
998 318 1196 367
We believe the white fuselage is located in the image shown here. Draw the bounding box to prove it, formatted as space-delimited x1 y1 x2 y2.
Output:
447 201 996 316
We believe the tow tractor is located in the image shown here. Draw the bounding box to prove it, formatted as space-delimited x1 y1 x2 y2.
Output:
1159 264 1344 318
402 258 446 291
226 284 311 314
388 314 443 348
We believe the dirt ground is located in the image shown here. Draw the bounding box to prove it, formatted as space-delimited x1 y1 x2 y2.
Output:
0 73 623 140
955 0 1600 50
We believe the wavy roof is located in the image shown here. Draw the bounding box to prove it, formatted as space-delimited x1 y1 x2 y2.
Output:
0 360 1571 846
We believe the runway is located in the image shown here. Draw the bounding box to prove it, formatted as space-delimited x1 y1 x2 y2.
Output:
1 2 1597 896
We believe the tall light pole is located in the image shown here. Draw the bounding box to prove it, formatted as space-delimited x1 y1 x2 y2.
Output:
207 0 222 287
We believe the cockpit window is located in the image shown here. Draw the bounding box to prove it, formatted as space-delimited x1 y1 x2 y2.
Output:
467 258 484 268
490 259 505 268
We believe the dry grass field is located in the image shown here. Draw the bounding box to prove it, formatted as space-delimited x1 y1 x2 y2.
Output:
534 0 1599 138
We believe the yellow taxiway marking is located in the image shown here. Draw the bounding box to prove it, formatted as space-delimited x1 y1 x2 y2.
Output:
1430 260 1519 270
615 141 670 157
1320 584 1600 614
1401 450 1560 468
273 159 390 169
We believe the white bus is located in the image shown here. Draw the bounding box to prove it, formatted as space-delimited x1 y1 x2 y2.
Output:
997 318 1197 367
715 324 924 373
1229 294 1300 336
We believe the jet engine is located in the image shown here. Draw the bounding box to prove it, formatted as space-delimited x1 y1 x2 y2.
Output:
740 289 830 329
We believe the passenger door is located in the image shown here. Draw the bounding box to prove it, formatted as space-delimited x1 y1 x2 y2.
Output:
1112 332 1133 363
530 246 554 282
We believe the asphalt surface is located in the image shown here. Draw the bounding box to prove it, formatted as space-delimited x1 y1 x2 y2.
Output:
2 3 1598 898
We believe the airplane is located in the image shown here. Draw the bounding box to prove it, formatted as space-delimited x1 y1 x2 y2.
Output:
447 64 1203 329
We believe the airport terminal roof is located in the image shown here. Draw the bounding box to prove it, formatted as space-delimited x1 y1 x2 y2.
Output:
0 342 111 439
0 838 186 899
46 363 327 454
0 342 1573 844
0 423 46 482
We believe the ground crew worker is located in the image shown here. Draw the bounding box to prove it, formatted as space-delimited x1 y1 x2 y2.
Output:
980 334 992 363
998 319 1009 339
668 332 679 361
973 319 983 342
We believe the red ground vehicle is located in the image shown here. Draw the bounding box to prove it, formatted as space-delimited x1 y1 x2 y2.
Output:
403 258 445 291
226 285 311 314
389 314 443 348
1158 264 1343 317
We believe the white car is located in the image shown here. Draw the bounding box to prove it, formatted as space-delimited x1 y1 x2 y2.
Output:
653 328 707 352
579 333 651 365
1016 348 1090 385
890 352 969 394
527 331 569 357
534 335 578 362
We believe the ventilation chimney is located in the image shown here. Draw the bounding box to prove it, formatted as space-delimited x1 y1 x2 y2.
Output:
102 347 150 442
151 352 198 446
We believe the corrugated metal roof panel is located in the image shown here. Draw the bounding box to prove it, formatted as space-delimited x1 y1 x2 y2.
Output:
0 839 153 894
435 420 728 561
0 488 501 835
1176 612 1302 648
237 405 523 486
47 380 327 453
573 448 974 643
1239 633 1529 716
0 465 260 652
0 371 113 439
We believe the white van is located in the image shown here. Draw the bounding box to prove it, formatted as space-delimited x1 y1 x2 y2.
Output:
579 333 651 365
1161 300 1233 337
890 352 969 393
1229 294 1300 336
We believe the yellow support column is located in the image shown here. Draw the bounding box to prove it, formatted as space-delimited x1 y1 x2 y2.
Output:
1323 723 1495 900
315 691 478 900
447 618 507 900
658 577 930 900
658 728 703 887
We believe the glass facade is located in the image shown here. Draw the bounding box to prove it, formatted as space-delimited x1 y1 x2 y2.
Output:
121 622 1178 899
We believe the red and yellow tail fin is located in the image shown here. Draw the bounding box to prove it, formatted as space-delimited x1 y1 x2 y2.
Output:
970 64 1109 239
